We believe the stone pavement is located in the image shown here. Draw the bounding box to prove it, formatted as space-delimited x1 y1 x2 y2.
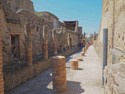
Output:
7 45 104 94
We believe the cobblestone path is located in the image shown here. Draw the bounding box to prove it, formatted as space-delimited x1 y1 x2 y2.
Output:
7 45 104 94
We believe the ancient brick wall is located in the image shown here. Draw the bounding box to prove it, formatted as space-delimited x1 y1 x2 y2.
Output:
0 0 82 92
5 0 34 13
2 10 27 65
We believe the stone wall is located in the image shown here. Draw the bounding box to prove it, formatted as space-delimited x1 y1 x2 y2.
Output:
104 60 125 94
113 0 125 51
94 0 125 64
94 0 125 94
94 0 114 64
5 0 34 13
0 0 83 92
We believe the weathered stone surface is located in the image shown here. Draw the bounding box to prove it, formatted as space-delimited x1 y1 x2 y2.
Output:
94 0 125 65
6 0 34 13
104 62 125 94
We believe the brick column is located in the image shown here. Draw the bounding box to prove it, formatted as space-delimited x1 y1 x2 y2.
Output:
53 40 57 55
0 37 4 94
26 24 32 66
52 30 57 55
51 56 67 93
70 59 78 70
0 8 5 94
43 26 48 59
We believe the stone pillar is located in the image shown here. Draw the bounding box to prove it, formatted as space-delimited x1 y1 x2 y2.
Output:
43 26 48 59
26 24 32 66
51 56 67 93
70 59 78 70
0 38 4 94
60 46 63 53
53 42 57 55
0 13 4 94
52 30 57 55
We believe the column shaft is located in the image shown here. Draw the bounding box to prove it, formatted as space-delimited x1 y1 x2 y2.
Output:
51 56 67 93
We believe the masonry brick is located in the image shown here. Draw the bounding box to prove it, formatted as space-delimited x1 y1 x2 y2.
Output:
51 56 67 93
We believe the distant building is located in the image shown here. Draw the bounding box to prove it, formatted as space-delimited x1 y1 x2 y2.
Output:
64 21 78 32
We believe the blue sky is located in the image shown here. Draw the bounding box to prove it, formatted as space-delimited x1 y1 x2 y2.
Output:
32 0 102 34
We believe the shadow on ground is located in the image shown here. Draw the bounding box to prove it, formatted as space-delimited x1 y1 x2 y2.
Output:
61 81 85 94
66 67 83 70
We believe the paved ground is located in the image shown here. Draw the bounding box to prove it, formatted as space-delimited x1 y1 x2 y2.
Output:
7 45 104 94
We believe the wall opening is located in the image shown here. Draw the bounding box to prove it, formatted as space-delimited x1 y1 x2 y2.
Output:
11 34 20 59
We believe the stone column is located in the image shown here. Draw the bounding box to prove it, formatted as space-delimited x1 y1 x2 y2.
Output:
53 41 57 55
60 45 63 53
43 26 48 59
0 9 4 93
0 35 4 94
70 59 78 70
52 30 57 55
26 24 32 66
51 56 67 93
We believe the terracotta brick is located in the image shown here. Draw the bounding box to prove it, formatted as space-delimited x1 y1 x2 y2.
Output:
27 48 32 66
0 27 4 94
51 56 67 93
27 26 33 67
70 59 78 70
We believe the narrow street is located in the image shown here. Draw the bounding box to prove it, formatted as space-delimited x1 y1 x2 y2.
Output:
7 46 104 94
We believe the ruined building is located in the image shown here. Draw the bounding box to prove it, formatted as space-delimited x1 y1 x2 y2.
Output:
0 0 84 93
94 0 125 94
